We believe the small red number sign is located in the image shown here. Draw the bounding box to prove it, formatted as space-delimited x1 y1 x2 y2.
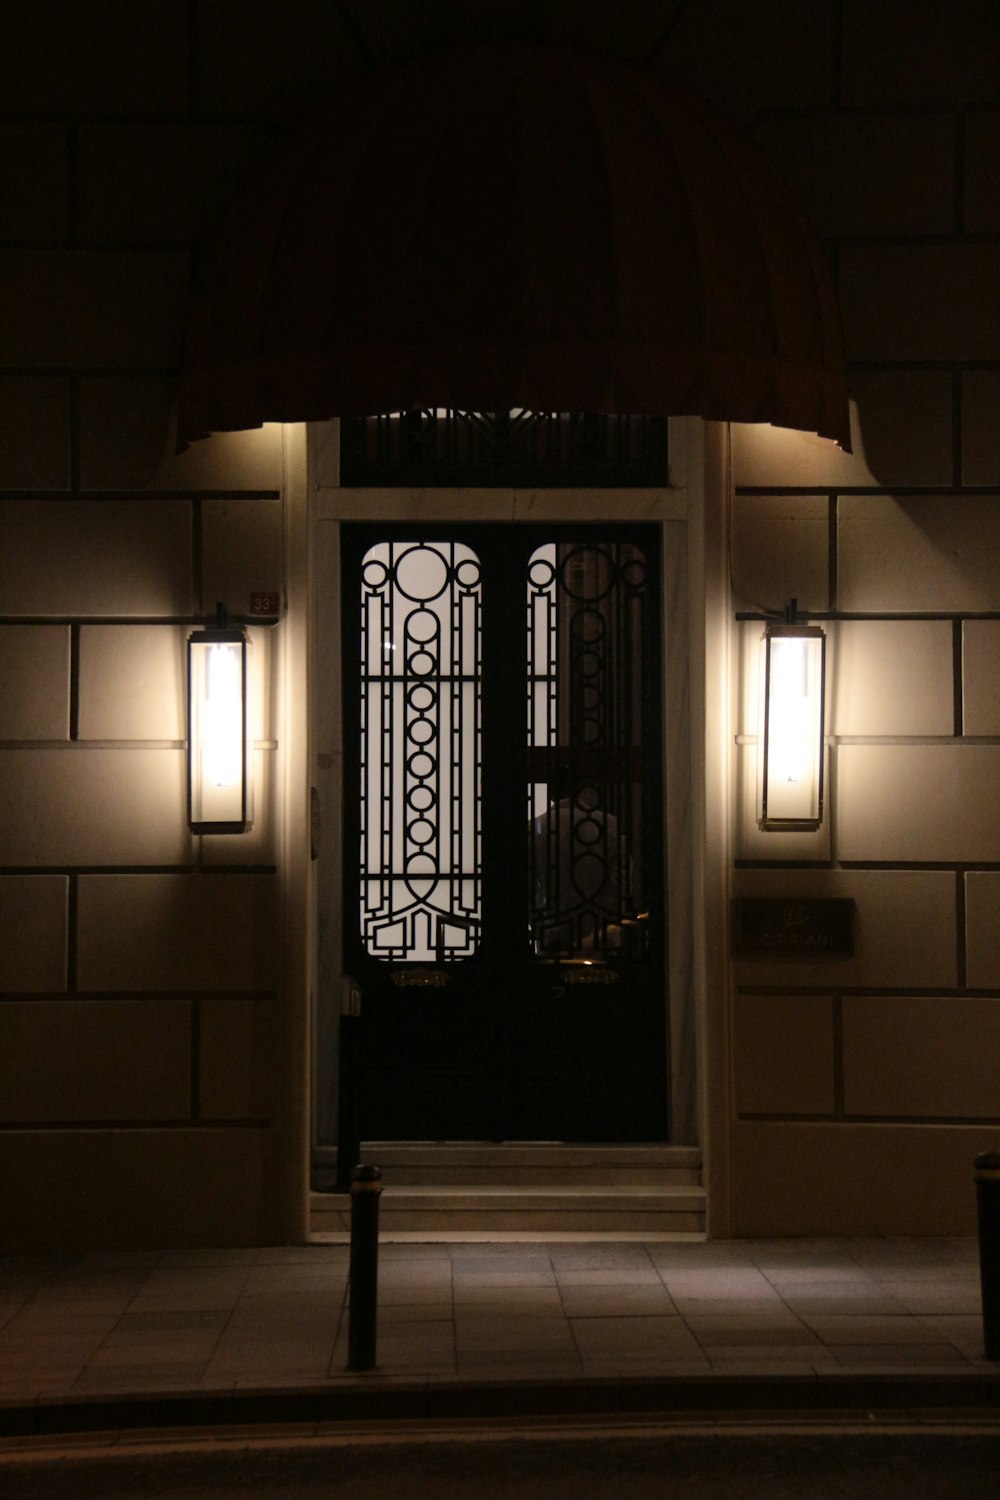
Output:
249 591 280 616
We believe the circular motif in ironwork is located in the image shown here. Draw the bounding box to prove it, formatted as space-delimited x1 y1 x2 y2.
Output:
574 815 603 847
620 556 646 590
528 557 556 590
403 852 435 900
361 558 389 590
407 716 435 745
560 547 615 603
574 648 602 679
569 607 606 643
406 607 439 643
407 648 435 677
394 545 449 603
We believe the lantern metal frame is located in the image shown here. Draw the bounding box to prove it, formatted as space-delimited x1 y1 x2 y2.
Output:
757 620 826 833
187 617 253 835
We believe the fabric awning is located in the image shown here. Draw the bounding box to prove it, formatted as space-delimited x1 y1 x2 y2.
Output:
177 43 851 451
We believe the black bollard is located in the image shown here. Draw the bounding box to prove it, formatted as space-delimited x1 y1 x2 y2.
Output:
336 978 362 1192
348 1164 382 1371
974 1151 1000 1360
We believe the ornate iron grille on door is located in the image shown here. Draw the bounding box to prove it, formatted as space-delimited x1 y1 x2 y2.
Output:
359 541 482 962
527 542 648 958
358 535 652 967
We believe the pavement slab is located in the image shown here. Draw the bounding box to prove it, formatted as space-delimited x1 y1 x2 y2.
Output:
0 1237 995 1439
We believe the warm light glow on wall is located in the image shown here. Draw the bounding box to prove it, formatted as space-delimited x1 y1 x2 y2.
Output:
188 625 253 833
757 624 826 831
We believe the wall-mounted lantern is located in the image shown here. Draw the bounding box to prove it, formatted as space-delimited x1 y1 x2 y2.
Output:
187 610 253 834
757 614 826 832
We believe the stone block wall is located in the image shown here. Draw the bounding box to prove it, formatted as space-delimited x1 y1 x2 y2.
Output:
725 0 1000 1234
2 0 999 1246
0 0 337 1250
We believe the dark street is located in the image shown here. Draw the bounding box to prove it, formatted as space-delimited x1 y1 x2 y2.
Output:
6 1420 1000 1500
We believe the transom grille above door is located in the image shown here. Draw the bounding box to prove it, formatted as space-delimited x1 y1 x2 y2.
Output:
340 410 669 488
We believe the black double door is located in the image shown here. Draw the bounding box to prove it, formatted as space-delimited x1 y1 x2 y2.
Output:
340 522 668 1142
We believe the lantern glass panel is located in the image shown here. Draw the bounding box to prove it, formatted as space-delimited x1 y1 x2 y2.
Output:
758 627 825 829
188 634 252 831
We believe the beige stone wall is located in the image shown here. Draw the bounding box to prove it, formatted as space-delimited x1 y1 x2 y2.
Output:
0 0 322 1250
724 0 1000 1234
3 1 1000 1246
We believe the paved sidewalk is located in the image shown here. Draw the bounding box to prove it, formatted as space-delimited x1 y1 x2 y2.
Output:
1 1237 997 1434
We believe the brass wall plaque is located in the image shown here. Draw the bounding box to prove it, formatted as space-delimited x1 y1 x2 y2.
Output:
732 898 854 959
558 961 619 986
390 967 449 989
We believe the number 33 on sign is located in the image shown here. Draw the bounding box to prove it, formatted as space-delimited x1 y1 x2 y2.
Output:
249 592 280 617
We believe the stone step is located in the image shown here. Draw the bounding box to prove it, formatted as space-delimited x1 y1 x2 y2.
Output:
314 1142 702 1188
310 1177 705 1240
310 1143 704 1239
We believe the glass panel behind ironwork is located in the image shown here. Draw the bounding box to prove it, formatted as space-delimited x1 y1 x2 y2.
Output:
528 542 649 958
360 541 481 962
341 409 668 488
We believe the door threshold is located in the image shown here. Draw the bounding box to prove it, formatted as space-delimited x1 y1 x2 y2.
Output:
310 1229 707 1244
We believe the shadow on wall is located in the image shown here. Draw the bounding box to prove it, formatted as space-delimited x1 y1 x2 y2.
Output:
730 390 986 615
733 369 961 495
80 380 283 494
